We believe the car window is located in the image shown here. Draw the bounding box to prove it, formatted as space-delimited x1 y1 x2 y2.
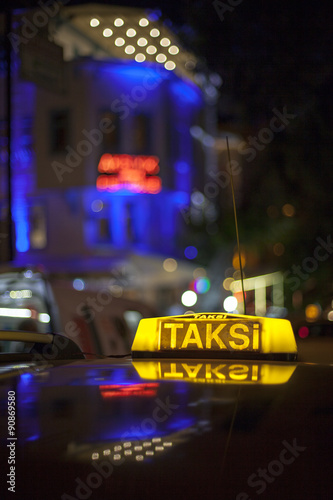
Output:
0 270 52 353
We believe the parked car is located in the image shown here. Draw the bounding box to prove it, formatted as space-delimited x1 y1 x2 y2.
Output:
0 266 158 356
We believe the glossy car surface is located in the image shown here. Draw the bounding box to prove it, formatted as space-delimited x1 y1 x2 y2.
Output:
1 342 333 500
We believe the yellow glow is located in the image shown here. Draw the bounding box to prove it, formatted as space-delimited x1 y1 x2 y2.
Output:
305 304 321 322
133 360 297 385
164 61 176 71
114 18 124 27
232 251 246 269
146 45 157 54
132 312 297 359
139 18 149 27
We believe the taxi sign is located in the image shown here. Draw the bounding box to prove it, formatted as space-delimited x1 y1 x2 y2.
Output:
131 313 297 360
159 318 260 352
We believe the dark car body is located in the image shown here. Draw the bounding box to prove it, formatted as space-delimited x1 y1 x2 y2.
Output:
1 331 333 500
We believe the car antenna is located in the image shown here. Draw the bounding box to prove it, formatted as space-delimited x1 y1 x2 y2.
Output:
226 136 247 314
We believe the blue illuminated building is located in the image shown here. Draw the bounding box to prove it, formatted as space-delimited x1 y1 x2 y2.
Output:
2 4 219 274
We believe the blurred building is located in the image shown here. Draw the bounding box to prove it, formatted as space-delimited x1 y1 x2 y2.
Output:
0 4 221 308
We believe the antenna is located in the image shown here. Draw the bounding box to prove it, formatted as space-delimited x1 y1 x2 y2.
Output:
226 136 246 314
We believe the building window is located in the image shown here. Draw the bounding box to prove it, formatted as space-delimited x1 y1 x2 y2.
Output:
50 110 69 153
132 113 151 155
100 111 120 152
29 204 47 249
88 201 111 245
125 203 137 244
98 217 111 242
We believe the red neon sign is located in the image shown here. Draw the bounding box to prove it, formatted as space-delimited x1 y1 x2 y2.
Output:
97 154 162 194
99 383 159 399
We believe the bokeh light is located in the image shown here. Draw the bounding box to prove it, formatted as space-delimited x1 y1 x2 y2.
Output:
181 290 197 307
298 326 309 338
91 199 103 212
103 28 113 38
273 242 285 256
114 18 124 27
184 246 198 260
163 258 178 272
193 267 206 279
90 18 100 27
232 251 246 269
282 204 295 217
193 277 210 294
73 278 85 291
139 18 149 27
223 277 234 291
305 304 321 322
223 296 238 312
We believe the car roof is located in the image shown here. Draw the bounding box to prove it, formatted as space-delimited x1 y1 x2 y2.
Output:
1 354 333 499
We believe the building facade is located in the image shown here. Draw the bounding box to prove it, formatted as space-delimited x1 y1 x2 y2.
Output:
1 4 219 275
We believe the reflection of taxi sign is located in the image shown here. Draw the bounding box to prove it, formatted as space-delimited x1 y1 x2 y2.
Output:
133 361 297 385
131 313 297 361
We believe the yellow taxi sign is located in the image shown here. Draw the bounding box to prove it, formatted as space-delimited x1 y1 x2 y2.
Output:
159 318 260 352
131 313 297 360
